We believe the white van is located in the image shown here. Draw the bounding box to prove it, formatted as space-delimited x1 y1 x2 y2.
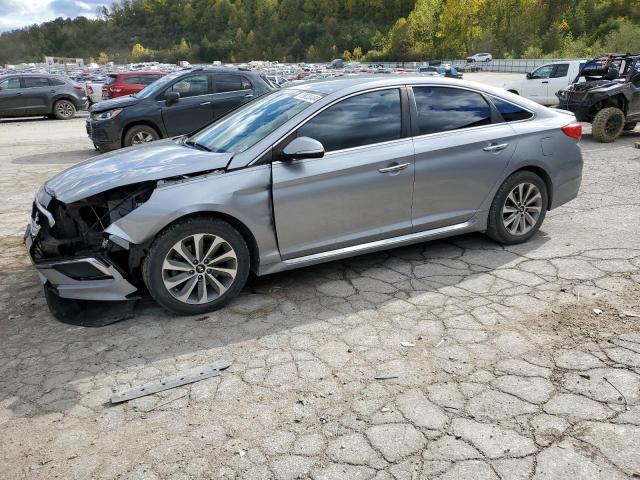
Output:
503 60 586 105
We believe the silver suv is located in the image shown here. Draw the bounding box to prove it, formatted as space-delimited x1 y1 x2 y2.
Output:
26 76 583 316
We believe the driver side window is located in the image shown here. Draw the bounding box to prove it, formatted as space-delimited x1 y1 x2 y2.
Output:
297 89 402 152
531 65 553 79
167 74 209 98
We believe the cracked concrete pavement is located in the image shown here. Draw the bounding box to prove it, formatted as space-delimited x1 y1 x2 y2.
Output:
1 88 640 479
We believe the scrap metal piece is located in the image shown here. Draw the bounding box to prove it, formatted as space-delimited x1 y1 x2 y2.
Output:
111 359 232 404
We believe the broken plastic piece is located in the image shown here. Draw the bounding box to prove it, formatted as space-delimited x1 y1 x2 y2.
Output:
111 359 232 403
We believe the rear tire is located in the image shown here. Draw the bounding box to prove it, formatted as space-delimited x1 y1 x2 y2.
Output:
53 99 76 120
142 218 250 315
123 124 160 147
623 122 637 131
591 107 625 143
486 171 548 245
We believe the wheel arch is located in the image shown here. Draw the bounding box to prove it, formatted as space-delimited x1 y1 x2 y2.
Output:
121 120 163 147
51 95 78 112
136 210 260 274
511 165 554 209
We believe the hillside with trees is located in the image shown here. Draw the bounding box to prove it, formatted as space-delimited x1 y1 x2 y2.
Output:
1 0 639 65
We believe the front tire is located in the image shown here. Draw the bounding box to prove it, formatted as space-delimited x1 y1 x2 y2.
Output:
486 171 548 245
123 124 160 147
591 107 625 143
142 218 250 315
53 99 76 120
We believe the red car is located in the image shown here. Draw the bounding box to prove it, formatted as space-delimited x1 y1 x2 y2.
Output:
102 71 167 99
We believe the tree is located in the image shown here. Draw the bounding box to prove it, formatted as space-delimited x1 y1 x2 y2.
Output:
97 51 109 64
131 42 150 60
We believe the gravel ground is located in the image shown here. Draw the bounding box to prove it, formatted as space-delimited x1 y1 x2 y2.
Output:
1 81 640 480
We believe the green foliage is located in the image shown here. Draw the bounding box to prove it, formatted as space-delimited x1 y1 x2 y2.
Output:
0 0 637 64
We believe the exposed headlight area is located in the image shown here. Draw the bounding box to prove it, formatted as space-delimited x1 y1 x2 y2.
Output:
29 182 155 263
91 108 123 121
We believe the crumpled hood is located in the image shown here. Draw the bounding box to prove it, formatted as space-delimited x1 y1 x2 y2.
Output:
90 95 140 113
46 139 233 204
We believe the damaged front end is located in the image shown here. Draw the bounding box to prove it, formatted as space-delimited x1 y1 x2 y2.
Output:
25 183 155 301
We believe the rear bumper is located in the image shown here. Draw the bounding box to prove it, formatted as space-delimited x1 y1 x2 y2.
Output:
25 224 137 301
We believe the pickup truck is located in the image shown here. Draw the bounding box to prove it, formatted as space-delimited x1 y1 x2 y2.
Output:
503 60 586 106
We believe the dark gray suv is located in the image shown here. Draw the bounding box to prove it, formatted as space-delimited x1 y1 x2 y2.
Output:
87 67 275 151
0 73 87 120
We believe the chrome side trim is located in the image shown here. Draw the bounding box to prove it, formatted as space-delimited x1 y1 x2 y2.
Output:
284 221 473 267
35 199 55 227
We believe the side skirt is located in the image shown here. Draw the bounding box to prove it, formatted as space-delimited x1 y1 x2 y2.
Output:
258 220 478 276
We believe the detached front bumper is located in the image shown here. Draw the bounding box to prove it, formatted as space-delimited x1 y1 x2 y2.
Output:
25 223 137 302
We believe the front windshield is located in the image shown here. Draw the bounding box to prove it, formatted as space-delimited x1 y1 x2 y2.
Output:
134 71 182 99
189 89 324 154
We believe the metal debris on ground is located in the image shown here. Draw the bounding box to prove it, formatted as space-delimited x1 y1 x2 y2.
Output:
110 359 232 404
400 341 416 347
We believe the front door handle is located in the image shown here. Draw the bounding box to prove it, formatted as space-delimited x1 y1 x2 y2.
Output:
541 81 549 84
483 143 508 152
378 162 410 173
200 101 211 106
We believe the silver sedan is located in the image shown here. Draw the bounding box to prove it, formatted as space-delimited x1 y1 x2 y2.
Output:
26 76 583 316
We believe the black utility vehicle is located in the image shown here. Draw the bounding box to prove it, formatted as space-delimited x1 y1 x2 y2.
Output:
557 53 640 142
87 67 274 151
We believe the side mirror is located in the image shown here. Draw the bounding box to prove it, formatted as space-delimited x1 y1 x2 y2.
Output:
526 72 532 79
165 91 180 105
281 136 325 161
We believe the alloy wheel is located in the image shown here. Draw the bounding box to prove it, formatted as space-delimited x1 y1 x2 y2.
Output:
132 131 155 144
502 182 542 236
162 233 238 304
57 101 74 118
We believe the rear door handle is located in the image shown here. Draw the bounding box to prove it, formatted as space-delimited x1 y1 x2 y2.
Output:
244 94 254 99
541 81 549 84
378 162 410 173
483 143 508 152
200 101 211 106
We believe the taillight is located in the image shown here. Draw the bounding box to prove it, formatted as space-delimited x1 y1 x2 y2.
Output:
87 85 94 94
73 82 84 92
561 122 582 141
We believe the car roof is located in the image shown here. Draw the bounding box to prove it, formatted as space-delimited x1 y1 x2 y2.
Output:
286 75 485 95
116 71 167 76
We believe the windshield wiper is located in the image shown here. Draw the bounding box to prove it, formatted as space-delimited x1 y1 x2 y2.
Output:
184 139 212 152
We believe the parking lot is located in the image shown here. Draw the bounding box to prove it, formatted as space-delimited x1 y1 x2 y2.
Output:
1 72 640 480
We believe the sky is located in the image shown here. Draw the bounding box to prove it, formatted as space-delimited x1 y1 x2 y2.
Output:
0 0 106 32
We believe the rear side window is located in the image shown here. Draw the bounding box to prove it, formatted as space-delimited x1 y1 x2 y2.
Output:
23 77 50 88
142 75 163 84
490 97 534 122
0 77 21 89
241 76 252 90
413 86 492 135
298 88 401 152
123 75 142 84
551 63 570 78
49 77 66 86
215 74 242 93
